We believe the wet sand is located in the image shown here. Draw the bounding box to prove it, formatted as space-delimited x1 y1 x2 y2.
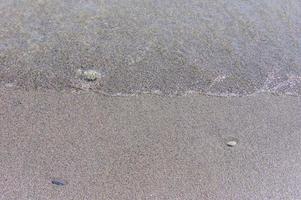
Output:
1 88 301 199
1 0 301 96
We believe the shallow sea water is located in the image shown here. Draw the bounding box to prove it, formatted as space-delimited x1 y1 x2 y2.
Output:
1 0 301 96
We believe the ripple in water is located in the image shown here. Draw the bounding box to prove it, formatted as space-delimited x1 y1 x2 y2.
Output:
1 0 300 96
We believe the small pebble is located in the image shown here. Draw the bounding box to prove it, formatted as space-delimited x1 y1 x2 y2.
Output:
76 69 100 81
83 70 99 81
51 178 67 186
226 140 237 147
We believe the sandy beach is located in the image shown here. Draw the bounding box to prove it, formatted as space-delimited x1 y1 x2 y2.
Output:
1 0 301 199
1 88 301 199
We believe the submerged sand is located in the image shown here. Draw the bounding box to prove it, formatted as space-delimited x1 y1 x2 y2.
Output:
1 0 301 96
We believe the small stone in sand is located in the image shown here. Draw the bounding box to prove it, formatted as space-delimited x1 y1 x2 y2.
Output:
51 178 67 186
226 140 237 147
77 69 100 81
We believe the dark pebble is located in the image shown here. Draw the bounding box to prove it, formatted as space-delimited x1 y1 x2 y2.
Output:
51 178 67 186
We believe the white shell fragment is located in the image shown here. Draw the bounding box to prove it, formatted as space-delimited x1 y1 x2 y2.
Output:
226 140 237 147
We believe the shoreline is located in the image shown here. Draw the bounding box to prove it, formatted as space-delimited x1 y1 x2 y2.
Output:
2 84 301 99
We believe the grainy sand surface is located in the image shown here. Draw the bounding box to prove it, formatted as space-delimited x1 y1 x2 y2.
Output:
1 88 301 199
1 0 301 199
